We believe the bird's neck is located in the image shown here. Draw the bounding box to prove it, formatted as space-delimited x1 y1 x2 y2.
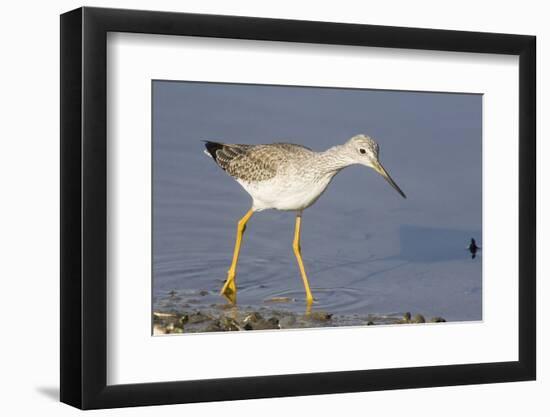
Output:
315 145 354 176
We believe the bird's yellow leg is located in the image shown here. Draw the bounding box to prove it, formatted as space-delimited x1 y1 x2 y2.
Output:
221 208 254 303
292 213 314 305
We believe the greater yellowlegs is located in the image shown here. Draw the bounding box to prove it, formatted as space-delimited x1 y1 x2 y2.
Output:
204 134 406 305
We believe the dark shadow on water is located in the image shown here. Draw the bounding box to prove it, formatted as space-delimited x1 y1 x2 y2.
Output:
399 224 481 262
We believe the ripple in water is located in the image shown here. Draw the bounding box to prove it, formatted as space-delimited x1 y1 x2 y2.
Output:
261 287 379 315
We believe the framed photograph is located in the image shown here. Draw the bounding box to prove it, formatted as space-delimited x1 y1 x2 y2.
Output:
60 6 536 409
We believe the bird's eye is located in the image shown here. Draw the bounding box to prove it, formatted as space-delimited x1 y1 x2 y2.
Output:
359 148 366 154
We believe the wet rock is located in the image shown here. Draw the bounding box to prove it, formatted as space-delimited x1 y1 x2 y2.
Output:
246 317 280 330
165 322 175 332
266 317 280 329
219 316 241 331
243 312 263 324
153 325 166 335
152 304 445 334
430 316 446 323
309 311 332 322
199 290 209 296
412 314 426 324
204 321 222 332
279 315 296 328
187 312 211 324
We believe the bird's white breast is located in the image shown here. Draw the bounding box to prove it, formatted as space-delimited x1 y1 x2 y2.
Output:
237 174 335 212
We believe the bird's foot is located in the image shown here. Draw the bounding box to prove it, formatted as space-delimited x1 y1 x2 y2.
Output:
220 272 237 304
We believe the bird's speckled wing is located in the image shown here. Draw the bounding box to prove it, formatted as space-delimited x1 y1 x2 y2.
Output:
204 142 313 182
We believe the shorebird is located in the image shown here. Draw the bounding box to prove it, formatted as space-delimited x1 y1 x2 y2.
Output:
468 238 481 259
204 134 406 305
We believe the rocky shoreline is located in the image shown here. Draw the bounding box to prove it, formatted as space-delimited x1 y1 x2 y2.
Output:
153 307 446 334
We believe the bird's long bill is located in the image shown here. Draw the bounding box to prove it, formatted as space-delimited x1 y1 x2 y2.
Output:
372 160 407 199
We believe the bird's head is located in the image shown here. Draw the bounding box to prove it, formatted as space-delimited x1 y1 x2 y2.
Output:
343 134 406 199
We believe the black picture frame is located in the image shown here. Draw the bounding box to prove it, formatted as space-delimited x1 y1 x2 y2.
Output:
60 6 536 410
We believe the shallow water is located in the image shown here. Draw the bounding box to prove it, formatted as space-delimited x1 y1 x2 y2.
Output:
152 81 482 324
